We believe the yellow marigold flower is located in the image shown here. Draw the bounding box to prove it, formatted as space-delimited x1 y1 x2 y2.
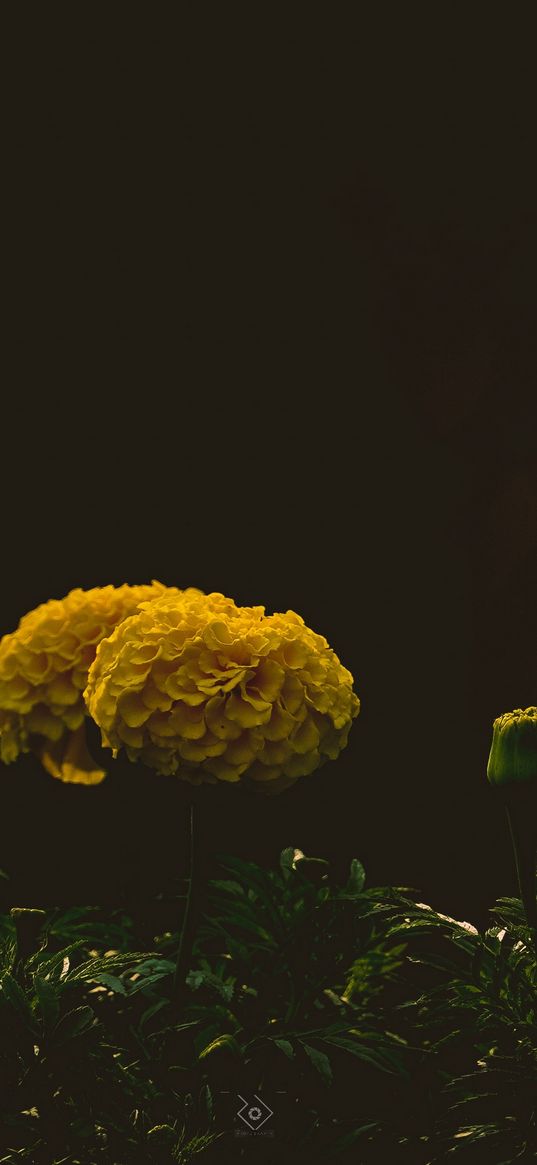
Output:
85 589 360 793
0 582 172 784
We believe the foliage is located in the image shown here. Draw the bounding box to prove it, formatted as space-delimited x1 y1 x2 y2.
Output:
1 854 537 1162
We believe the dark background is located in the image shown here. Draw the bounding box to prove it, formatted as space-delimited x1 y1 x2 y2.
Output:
1 24 536 927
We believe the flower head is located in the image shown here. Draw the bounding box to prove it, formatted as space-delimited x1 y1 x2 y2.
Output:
487 707 537 787
0 582 172 783
85 589 360 793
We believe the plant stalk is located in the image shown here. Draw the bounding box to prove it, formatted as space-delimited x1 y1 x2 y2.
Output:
173 800 199 1002
505 802 537 949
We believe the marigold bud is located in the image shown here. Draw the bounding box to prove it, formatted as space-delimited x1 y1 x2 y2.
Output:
487 707 537 787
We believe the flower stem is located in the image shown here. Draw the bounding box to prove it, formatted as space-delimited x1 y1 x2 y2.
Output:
505 802 537 949
173 800 198 1001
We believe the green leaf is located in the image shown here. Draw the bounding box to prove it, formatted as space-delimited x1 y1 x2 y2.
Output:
326 1036 403 1075
147 1124 176 1146
49 918 134 947
279 848 296 879
194 1021 226 1058
331 1123 380 1152
301 1042 333 1084
26 939 87 977
0 935 17 974
53 1005 97 1044
214 911 275 944
65 951 151 983
201 1082 214 1123
128 971 173 994
346 858 366 894
323 989 347 1008
210 880 245 895
273 1038 294 1059
139 998 169 1028
186 968 235 1001
198 1033 241 1060
33 975 60 1028
0 972 35 1028
187 970 205 991
90 972 127 995
128 957 175 975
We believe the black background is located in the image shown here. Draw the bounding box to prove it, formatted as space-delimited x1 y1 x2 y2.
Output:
1 21 536 927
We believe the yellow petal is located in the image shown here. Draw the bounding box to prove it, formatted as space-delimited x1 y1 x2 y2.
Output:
290 715 320 754
263 701 297 741
117 689 153 728
284 748 321 778
250 657 285 702
47 675 80 707
117 722 145 749
225 734 258 765
202 621 234 650
26 707 64 741
205 695 242 740
226 692 272 728
281 639 309 669
39 723 106 785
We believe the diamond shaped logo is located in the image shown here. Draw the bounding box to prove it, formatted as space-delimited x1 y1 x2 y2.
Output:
236 1093 274 1131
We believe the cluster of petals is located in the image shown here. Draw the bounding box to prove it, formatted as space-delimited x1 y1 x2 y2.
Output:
85 589 360 793
0 582 170 777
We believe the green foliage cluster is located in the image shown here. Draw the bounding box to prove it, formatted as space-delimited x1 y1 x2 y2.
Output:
1 854 537 1163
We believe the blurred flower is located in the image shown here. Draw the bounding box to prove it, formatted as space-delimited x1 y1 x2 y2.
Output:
85 589 360 793
487 707 537 787
0 582 172 783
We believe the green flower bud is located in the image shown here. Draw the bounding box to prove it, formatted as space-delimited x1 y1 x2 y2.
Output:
487 707 537 787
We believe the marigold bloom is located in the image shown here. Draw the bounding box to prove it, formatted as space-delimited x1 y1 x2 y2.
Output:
0 582 171 784
85 589 360 793
487 707 537 787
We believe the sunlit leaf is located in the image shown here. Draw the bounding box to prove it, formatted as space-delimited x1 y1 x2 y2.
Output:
301 1042 333 1084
